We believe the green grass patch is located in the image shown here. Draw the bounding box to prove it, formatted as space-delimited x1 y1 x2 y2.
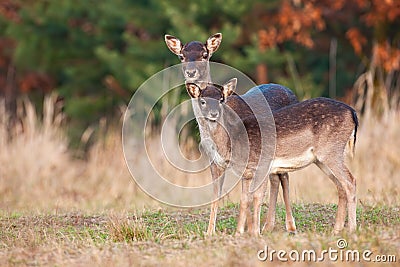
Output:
0 204 399 266
0 204 399 246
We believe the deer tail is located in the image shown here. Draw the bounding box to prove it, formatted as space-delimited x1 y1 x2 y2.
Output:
348 109 358 158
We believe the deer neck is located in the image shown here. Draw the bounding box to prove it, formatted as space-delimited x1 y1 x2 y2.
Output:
189 73 213 140
190 99 209 141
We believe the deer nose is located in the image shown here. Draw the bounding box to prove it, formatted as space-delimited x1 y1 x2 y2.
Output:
185 69 197 78
210 111 219 118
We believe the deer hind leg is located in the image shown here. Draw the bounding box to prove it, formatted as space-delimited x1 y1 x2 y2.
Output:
262 174 280 233
330 165 357 233
251 177 268 236
280 173 296 233
207 163 225 236
316 159 357 233
236 177 252 235
342 168 357 232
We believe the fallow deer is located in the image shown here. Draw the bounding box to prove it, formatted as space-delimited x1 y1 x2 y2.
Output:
165 33 299 235
186 80 358 236
165 33 225 235
165 33 222 86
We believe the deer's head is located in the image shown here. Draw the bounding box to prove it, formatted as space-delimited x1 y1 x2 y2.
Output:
165 33 222 82
185 78 237 122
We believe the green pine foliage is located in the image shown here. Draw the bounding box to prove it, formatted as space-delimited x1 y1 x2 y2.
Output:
1 0 394 142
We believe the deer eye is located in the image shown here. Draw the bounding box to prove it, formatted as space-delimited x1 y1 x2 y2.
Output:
202 52 208 59
200 98 206 106
178 55 184 61
219 97 224 103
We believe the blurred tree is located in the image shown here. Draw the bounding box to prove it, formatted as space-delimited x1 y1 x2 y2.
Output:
345 0 400 115
0 0 19 125
1 0 399 144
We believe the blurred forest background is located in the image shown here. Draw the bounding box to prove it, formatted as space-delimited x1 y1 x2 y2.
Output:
1 2 400 265
0 0 399 213
1 0 399 143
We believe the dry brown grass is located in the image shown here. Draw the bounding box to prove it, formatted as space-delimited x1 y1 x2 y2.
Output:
0 205 399 266
0 95 399 266
0 96 154 213
1 95 400 210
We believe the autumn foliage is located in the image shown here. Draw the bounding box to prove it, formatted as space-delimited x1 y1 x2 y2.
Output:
258 1 325 50
0 0 399 130
257 0 400 71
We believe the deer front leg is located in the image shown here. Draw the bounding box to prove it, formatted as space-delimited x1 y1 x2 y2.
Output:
262 174 280 233
236 177 252 235
280 173 296 233
251 177 268 236
207 162 225 236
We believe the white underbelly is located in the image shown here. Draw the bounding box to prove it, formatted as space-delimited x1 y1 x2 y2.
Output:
270 147 316 173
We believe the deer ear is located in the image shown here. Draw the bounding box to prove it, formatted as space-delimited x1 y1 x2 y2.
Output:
222 78 237 98
206 33 222 55
165 34 183 55
185 83 201 98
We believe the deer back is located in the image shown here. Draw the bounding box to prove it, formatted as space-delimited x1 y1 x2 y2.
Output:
272 97 358 158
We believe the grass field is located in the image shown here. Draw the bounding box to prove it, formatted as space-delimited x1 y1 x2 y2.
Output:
1 204 399 266
1 96 399 266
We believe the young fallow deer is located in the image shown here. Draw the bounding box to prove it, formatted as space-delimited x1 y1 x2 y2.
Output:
165 33 225 235
165 33 222 86
165 33 299 235
186 79 358 236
